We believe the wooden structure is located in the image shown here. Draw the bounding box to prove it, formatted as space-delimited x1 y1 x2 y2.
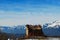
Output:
26 24 44 38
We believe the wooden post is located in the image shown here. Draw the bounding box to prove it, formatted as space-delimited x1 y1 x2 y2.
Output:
25 27 28 38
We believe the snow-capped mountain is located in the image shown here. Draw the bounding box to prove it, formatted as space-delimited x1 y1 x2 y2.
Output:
0 25 26 37
42 20 60 36
43 20 60 28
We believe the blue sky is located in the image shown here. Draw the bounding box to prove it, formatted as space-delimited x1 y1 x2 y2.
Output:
0 0 60 26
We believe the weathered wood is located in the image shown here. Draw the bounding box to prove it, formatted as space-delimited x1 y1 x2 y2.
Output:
26 24 45 38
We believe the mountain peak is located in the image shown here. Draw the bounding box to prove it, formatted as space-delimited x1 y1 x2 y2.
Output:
45 20 60 28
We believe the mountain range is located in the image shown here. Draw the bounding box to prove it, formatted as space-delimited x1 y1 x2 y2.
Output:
0 25 26 37
42 21 60 36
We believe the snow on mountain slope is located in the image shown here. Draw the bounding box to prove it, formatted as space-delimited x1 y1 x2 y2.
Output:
0 25 26 35
45 20 60 28
42 20 60 36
